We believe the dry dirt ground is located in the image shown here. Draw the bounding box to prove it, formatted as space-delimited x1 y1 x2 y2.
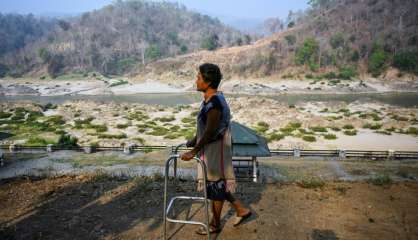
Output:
0 175 417 240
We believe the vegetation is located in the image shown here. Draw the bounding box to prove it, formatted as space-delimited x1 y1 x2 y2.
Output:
393 51 418 74
295 38 319 71
368 42 388 77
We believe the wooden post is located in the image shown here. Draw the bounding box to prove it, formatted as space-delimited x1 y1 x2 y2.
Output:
252 156 257 182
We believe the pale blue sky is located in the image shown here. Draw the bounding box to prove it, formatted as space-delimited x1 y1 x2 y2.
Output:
0 0 309 19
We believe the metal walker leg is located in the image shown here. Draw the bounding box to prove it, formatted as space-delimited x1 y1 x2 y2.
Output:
163 154 211 240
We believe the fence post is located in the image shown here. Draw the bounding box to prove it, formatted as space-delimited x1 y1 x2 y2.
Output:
83 146 93 154
124 144 134 155
46 144 53 153
387 149 395 160
293 148 300 158
9 144 16 153
338 149 346 159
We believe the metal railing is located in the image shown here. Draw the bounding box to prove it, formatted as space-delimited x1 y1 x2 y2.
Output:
1 144 418 160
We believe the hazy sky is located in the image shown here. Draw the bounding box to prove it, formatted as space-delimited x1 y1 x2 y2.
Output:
0 0 309 19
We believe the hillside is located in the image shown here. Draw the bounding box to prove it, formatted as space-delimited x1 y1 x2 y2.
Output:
134 0 418 83
0 0 247 78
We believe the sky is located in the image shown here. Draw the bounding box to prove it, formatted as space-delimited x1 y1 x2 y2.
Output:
0 0 309 20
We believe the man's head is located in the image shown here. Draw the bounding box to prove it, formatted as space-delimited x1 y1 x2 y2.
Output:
196 63 222 92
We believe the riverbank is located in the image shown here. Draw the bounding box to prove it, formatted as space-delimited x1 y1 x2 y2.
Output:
2 77 418 96
1 95 417 150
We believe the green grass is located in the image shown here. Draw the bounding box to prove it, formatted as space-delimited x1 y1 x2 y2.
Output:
342 124 354 130
302 135 316 142
148 126 169 136
323 134 337 140
155 116 175 122
343 130 357 136
254 121 270 134
98 133 127 139
116 123 130 129
368 174 393 186
363 123 382 130
299 177 325 189
406 127 418 135
267 132 285 142
309 126 327 132
26 136 56 146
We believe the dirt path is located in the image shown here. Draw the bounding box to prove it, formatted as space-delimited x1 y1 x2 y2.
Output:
0 175 417 240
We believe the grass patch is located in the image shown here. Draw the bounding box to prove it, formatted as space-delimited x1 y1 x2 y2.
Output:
343 130 357 136
362 123 382 130
155 116 175 122
368 174 393 186
298 177 325 189
323 134 337 140
302 135 316 142
98 133 127 139
309 126 327 132
342 124 354 130
116 123 130 129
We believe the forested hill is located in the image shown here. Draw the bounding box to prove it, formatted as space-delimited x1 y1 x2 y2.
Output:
0 0 248 78
136 0 418 82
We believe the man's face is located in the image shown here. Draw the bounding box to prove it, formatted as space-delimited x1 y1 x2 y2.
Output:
196 72 210 92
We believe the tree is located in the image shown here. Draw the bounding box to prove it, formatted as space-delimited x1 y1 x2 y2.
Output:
145 44 161 60
285 35 297 46
330 33 345 49
295 38 320 71
393 51 418 74
368 42 387 77
201 33 220 51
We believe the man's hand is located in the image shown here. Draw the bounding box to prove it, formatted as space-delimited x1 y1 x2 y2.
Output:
181 150 196 161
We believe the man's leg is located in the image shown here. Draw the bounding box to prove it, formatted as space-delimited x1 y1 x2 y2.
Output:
211 200 224 227
226 192 250 217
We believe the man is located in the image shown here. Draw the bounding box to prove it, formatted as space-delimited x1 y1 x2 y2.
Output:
181 63 251 235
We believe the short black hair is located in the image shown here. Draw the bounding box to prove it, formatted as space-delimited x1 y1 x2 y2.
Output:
199 63 222 89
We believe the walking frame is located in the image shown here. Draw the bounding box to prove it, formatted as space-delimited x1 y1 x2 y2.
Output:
163 144 211 240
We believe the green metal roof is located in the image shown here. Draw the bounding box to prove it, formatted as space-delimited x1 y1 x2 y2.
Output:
231 121 271 157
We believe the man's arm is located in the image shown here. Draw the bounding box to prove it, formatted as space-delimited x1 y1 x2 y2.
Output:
181 108 221 160
191 108 221 154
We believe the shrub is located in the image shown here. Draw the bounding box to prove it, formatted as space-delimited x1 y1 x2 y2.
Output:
330 33 345 49
254 121 269 133
89 124 107 132
299 177 325 189
368 42 388 77
309 126 327 132
295 38 319 68
406 127 418 135
343 130 357 136
98 133 127 139
288 122 302 129
342 124 354 129
393 51 418 74
338 66 357 80
116 123 130 129
303 135 316 142
267 133 285 142
324 134 337 140
285 35 297 45
369 174 392 186
56 134 78 147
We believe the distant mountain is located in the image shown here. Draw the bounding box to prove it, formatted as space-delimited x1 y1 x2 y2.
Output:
135 0 418 82
0 0 247 78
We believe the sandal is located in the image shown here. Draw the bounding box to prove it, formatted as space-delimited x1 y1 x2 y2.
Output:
195 225 222 235
233 211 252 227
